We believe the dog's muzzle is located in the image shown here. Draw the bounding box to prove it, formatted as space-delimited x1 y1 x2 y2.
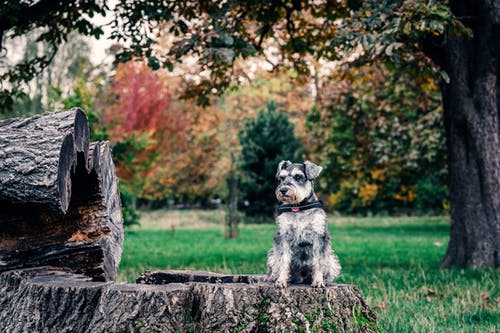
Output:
279 187 290 196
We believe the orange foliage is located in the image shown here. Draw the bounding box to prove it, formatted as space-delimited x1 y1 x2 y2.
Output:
359 183 379 205
141 98 222 201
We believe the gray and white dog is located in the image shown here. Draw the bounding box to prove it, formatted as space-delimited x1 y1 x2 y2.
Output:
266 160 341 288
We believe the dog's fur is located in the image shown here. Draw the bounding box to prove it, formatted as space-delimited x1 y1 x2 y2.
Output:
266 160 341 288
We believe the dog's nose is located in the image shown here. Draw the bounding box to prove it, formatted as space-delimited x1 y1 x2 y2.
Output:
280 188 288 195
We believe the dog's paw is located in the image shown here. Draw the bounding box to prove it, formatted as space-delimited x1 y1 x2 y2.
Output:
274 279 288 288
311 279 325 288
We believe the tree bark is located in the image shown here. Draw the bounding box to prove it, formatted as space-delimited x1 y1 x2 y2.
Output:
0 110 123 281
225 166 240 238
437 1 500 268
0 268 110 333
0 267 377 333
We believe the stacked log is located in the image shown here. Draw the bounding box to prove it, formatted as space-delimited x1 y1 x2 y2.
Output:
0 109 89 212
0 108 123 281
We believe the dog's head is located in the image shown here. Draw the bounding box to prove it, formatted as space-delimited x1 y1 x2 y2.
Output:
275 160 323 204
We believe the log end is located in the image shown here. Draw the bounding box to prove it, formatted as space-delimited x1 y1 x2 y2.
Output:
56 108 91 213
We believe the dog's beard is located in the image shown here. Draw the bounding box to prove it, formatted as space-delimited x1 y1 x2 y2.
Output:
276 188 298 203
276 183 312 204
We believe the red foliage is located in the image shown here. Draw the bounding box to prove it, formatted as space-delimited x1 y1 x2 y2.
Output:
100 61 190 194
103 61 182 139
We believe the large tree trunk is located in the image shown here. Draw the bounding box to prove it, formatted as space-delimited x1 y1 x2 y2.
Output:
0 267 377 333
438 1 500 268
0 109 123 281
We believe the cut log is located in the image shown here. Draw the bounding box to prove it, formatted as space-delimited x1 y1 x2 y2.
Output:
89 281 193 332
0 110 123 281
189 280 376 333
0 108 89 213
0 141 123 281
0 268 377 333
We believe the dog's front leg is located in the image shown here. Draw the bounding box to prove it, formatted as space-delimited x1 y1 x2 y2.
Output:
267 233 292 288
273 236 292 288
274 245 291 288
311 235 326 288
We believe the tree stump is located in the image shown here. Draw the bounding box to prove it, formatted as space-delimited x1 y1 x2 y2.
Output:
138 270 377 333
0 267 110 333
0 268 377 333
0 109 123 281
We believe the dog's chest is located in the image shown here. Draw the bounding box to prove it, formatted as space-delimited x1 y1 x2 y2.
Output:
277 209 326 241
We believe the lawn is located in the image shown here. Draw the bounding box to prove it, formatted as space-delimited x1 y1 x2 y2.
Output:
118 210 499 333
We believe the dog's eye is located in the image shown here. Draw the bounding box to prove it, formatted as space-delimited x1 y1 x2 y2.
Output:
294 175 303 181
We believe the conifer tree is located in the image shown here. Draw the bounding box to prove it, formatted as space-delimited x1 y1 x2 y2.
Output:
238 101 302 219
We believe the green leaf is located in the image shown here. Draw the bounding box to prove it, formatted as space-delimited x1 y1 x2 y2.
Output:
147 56 160 70
163 60 174 72
440 70 450 84
385 43 395 56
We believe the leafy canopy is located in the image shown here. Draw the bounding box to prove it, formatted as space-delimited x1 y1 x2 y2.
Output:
0 0 107 110
1 0 470 110
110 0 471 100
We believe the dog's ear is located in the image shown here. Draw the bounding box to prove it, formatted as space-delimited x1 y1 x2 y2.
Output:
276 160 291 178
304 161 323 180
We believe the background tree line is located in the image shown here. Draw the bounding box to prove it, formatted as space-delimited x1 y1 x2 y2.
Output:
1 33 448 219
1 0 498 269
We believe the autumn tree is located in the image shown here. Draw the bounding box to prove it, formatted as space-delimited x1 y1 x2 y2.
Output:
100 61 176 200
428 2 500 269
353 1 500 268
308 60 447 215
100 62 222 206
141 98 221 205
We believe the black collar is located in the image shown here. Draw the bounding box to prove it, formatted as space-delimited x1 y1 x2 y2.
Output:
277 200 324 214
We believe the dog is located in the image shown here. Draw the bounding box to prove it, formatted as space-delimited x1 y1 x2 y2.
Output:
266 160 341 288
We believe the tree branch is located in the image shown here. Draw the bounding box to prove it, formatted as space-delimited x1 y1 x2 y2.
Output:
0 0 61 33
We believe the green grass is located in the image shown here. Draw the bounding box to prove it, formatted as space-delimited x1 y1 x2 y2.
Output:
118 210 499 333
